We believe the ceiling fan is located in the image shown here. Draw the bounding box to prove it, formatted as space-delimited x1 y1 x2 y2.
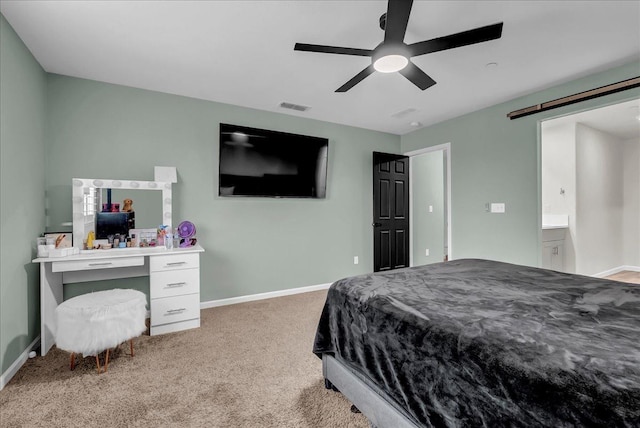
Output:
294 0 503 92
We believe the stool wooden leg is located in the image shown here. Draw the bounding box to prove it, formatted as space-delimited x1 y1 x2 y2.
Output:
95 355 101 374
130 339 134 357
69 353 76 371
104 349 110 373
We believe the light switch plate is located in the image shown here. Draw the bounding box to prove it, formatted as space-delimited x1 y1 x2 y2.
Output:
490 203 506 213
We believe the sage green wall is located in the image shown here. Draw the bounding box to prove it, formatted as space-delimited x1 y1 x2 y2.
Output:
45 74 400 302
401 61 640 267
411 150 445 266
0 15 47 374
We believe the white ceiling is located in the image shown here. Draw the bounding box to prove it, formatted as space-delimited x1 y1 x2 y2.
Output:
543 98 640 140
1 1 639 135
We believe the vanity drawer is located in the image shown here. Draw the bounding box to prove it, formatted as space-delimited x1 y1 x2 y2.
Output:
151 269 200 299
52 256 144 273
150 253 199 272
151 293 200 326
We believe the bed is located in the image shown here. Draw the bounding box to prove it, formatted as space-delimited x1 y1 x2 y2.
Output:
313 259 640 427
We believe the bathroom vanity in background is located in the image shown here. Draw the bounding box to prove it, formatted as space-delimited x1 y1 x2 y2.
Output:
542 214 568 272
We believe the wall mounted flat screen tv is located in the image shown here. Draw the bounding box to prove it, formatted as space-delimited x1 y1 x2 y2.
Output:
219 123 328 198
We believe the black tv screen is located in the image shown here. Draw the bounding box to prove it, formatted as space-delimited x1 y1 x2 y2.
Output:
95 211 135 239
219 123 328 198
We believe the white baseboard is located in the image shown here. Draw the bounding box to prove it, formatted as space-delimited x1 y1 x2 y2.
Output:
593 265 640 278
1 335 40 391
200 282 332 309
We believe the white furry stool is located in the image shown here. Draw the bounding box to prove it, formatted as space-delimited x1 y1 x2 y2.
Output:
55 289 147 373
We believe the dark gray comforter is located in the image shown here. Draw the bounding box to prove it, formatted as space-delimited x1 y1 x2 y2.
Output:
313 259 640 427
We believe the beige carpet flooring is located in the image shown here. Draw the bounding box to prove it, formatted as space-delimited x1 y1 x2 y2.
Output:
0 290 368 428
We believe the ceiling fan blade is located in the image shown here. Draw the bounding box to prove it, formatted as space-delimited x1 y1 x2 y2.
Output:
408 22 504 57
398 62 436 90
384 0 414 44
336 65 375 92
295 43 373 57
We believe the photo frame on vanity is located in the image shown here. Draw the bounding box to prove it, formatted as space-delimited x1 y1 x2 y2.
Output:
44 232 72 248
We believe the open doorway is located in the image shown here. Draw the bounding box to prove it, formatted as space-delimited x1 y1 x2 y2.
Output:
540 98 640 278
405 143 452 266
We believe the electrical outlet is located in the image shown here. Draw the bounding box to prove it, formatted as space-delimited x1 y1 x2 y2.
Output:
429 205 433 213
353 256 359 265
425 249 430 256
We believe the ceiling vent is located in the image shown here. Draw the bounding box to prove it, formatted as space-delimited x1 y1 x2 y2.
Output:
391 108 417 119
280 102 310 112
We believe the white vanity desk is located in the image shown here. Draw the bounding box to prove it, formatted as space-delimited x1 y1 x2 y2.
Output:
33 244 204 356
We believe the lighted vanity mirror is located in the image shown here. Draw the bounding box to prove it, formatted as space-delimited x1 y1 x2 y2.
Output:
98 188 162 232
72 178 173 249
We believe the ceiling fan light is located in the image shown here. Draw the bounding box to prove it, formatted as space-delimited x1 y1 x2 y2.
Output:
373 54 409 73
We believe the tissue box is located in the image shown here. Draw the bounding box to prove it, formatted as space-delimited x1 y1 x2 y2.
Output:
44 247 80 258
37 244 55 258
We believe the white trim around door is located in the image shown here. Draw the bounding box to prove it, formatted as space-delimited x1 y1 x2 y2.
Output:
405 143 452 265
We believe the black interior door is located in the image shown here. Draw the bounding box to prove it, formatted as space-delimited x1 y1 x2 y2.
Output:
373 152 409 272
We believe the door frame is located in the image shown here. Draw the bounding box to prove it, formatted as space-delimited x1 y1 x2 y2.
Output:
404 142 452 266
537 96 640 274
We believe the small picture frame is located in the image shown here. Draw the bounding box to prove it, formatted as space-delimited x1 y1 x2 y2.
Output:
45 232 72 248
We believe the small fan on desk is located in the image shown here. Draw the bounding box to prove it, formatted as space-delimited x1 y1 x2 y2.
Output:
177 221 197 247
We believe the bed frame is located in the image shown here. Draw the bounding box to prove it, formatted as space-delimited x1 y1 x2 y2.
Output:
322 354 421 428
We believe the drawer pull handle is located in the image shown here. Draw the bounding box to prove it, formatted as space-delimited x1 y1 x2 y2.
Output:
165 282 186 288
166 262 187 266
166 308 186 315
88 262 113 266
